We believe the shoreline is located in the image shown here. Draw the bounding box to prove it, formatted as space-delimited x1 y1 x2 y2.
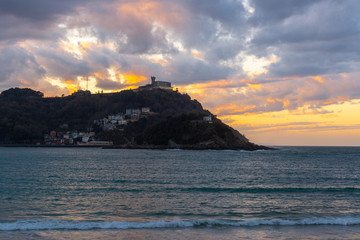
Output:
0 144 102 148
0 144 275 151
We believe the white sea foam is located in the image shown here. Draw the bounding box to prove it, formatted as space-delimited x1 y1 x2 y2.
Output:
2 217 360 231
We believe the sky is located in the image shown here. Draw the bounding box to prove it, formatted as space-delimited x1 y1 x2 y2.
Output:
0 0 359 146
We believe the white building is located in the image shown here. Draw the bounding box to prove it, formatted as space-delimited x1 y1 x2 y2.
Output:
203 115 212 123
142 107 150 113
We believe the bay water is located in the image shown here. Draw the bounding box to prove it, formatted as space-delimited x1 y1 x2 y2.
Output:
1 147 360 239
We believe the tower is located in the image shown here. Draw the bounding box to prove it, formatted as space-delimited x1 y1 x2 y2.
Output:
151 76 156 86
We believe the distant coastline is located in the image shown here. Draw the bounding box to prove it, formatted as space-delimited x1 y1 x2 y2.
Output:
0 144 275 151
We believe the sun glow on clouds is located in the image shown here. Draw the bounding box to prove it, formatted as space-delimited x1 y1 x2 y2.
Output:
2 0 360 146
217 100 360 146
46 77 79 94
191 49 203 60
179 71 360 146
143 54 169 66
242 54 278 77
60 27 99 58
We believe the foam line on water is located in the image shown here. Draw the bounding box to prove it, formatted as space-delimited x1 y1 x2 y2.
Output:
2 217 360 231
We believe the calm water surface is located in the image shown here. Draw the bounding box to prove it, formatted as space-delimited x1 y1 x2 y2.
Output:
1 147 360 239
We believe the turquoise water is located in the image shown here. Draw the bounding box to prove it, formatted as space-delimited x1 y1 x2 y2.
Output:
1 147 360 239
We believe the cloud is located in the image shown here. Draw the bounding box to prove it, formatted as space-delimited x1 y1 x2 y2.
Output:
95 79 126 90
0 46 46 88
0 0 87 21
166 53 234 84
0 0 359 122
238 122 360 133
0 0 113 43
250 0 360 77
249 0 322 26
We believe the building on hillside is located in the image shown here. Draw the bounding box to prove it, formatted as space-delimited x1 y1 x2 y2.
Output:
141 107 150 113
71 90 91 96
203 115 212 123
138 76 173 91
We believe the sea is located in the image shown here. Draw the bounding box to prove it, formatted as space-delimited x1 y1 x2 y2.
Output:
1 146 360 240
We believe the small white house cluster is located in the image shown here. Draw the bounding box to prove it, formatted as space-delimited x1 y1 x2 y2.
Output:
44 130 113 145
94 107 151 131
44 130 96 145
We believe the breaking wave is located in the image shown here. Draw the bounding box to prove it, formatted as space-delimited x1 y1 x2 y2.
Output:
2 217 360 231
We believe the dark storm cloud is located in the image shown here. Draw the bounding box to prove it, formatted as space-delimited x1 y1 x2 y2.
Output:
249 0 323 25
249 0 360 78
183 0 247 25
0 0 84 21
251 0 359 45
0 0 113 42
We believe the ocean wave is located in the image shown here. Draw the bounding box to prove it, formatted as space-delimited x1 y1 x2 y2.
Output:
2 217 360 231
180 187 360 193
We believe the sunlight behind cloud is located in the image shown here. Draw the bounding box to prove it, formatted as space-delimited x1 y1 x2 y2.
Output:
46 77 78 94
242 54 278 77
60 26 98 59
1 0 360 146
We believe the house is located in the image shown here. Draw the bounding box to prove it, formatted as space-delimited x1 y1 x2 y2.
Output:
118 119 127 125
203 115 212 123
131 114 140 122
142 107 150 113
126 108 141 116
82 136 90 142
50 130 56 139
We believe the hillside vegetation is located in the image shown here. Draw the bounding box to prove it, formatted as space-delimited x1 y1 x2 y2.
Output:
0 87 268 150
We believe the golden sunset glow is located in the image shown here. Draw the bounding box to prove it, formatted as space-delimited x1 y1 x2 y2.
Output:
1 0 359 146
45 77 79 94
124 75 147 85
216 100 360 146
311 76 324 83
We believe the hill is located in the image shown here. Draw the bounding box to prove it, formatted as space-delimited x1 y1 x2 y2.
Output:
0 87 269 150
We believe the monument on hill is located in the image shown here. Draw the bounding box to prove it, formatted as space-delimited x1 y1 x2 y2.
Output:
139 76 172 90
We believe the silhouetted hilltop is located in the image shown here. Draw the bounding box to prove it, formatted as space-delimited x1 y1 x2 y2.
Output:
0 87 269 150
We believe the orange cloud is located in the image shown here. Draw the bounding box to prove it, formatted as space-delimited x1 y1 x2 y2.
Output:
266 98 290 108
63 80 79 93
323 99 334 105
282 99 290 108
214 103 256 115
19 78 30 85
311 76 324 83
247 83 261 90
191 49 203 59
337 96 348 102
124 74 147 85
94 72 103 77
179 79 233 90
